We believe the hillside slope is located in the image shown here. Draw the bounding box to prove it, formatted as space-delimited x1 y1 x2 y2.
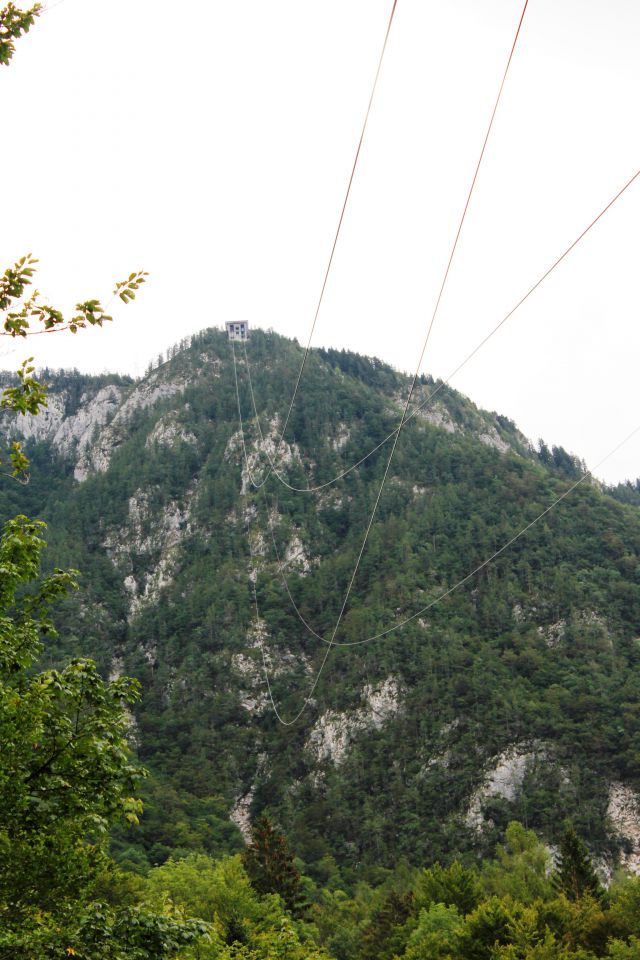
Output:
2 328 640 877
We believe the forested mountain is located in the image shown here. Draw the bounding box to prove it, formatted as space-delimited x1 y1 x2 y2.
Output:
2 327 640 882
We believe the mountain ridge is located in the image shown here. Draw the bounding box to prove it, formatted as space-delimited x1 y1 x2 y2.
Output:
1 327 639 878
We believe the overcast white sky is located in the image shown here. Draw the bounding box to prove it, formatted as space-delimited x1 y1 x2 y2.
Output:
2 0 639 483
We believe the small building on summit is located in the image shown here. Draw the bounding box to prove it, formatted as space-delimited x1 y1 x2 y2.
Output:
226 321 250 341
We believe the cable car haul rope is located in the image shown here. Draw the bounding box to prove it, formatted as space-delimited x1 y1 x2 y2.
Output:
229 1 640 726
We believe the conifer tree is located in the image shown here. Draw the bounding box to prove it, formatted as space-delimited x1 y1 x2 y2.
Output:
242 814 305 915
358 889 415 960
552 823 604 902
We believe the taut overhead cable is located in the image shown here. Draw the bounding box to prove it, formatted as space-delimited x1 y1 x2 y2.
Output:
245 0 530 492
239 0 532 724
270 0 400 473
261 423 640 647
235 158 640 721
250 409 640 660
241 165 640 494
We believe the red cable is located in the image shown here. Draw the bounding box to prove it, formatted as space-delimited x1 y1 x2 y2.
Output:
406 0 530 412
276 0 400 450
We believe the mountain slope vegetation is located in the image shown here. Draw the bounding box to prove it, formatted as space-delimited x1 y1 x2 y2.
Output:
2 328 640 879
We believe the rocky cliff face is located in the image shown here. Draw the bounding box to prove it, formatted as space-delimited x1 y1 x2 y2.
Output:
1 369 189 481
2 327 639 872
6 382 124 465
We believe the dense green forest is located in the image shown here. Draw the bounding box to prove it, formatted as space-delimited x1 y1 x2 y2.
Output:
1 328 640 884
4 3 640 956
45 820 640 958
2 497 640 957
3 327 640 955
